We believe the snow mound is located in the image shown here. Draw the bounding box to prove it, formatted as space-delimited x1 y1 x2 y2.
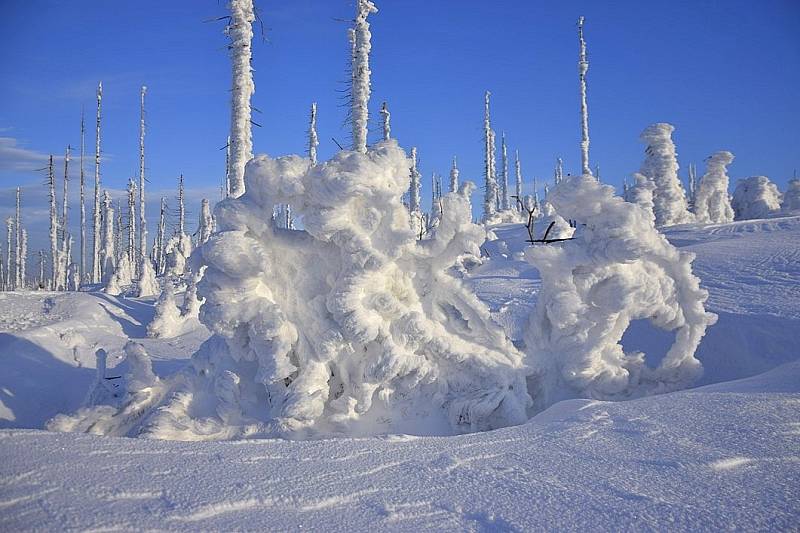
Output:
524 175 717 404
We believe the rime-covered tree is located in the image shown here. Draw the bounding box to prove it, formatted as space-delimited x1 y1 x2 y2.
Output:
227 0 256 198
687 162 697 210
156 197 167 274
781 178 800 212
483 91 498 220
380 101 390 142
127 179 137 269
48 156 60 290
639 123 693 227
499 132 510 210
731 176 782 220
79 111 87 284
351 0 377 153
514 149 523 209
577 17 591 177
408 147 421 214
92 82 103 283
19 229 27 290
694 151 735 224
4 218 12 290
554 157 563 185
628 172 656 222
308 102 319 165
138 86 148 280
14 187 21 289
449 156 459 193
100 191 115 283
198 199 214 244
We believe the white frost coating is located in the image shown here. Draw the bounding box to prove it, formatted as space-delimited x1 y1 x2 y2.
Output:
48 156 59 290
308 102 319 165
781 178 800 212
79 111 86 284
483 91 497 220
227 0 255 198
100 192 115 284
14 187 21 289
127 179 137 272
731 176 782 220
198 199 214 244
93 82 102 283
408 146 421 215
147 282 183 338
351 0 377 153
139 86 148 278
524 175 716 404
19 228 26 289
156 197 167 274
554 157 563 185
577 17 591 177
136 258 159 298
639 123 693 227
694 151 734 224
124 341 158 392
164 233 192 278
105 253 133 296
500 132 509 210
449 156 459 193
380 101 390 141
514 149 523 209
628 172 656 222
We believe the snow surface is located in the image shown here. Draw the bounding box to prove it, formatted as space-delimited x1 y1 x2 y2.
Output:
1 215 799 529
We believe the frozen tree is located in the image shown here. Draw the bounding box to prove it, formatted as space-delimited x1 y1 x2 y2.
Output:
19 229 27 290
92 82 103 283
100 191 115 284
639 123 693 227
449 156 459 193
731 176 782 220
37 250 44 290
61 146 70 250
79 111 87 284
224 135 231 198
198 199 214 244
178 174 185 236
14 187 21 289
138 86 148 280
156 197 167 274
4 218 12 290
500 132 510 210
350 0 377 153
514 149 523 209
136 258 159 298
483 91 498 220
380 101 390 141
627 172 656 223
622 177 630 201
489 128 498 212
687 162 697 210
227 0 255 198
164 177 192 278
554 157 563 185
147 281 183 338
48 156 59 290
127 179 137 268
781 178 800 212
524 175 716 402
577 17 592 177
408 147 421 214
694 151 735 224
308 102 319 165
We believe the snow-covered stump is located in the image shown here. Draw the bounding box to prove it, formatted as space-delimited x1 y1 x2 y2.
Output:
694 151 735 224
523 175 717 405
782 178 800 213
731 176 782 220
639 123 694 227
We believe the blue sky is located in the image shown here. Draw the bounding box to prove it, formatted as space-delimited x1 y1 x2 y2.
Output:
1 0 798 250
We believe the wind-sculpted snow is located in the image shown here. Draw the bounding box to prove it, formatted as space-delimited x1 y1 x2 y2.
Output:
694 151 734 224
54 141 530 439
524 175 717 404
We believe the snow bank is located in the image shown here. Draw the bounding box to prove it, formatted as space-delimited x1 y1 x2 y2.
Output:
731 176 782 220
524 175 716 404
639 123 694 227
694 151 734 224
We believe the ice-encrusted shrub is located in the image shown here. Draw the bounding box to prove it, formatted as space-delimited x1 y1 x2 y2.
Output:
524 175 717 406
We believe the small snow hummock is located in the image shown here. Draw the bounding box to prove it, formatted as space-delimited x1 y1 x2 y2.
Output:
731 176 782 220
524 175 717 405
693 151 735 224
639 123 694 227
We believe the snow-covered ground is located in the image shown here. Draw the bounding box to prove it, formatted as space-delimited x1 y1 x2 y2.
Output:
1 216 799 530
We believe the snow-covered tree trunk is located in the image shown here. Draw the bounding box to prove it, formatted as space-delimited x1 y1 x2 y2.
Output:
5 218 12 291
139 86 148 282
38 250 44 290
178 174 185 236
694 151 735 224
79 111 86 285
500 132 509 210
380 101 390 141
227 0 255 198
687 162 697 210
114 200 123 265
48 156 59 290
483 91 498 220
92 82 102 283
449 156 459 193
198 199 214 244
62 146 70 250
489 128 498 211
577 16 591 177
514 149 523 209
555 157 563 185
224 135 231 198
731 176 782 220
639 123 693 227
351 0 377 153
157 197 167 274
308 102 319 165
14 187 21 289
409 147 421 213
19 229 26 290
127 178 137 269
101 191 115 283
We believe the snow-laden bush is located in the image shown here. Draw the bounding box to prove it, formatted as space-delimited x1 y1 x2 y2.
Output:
694 151 734 224
524 175 717 405
639 123 693 227
782 178 800 213
731 176 782 220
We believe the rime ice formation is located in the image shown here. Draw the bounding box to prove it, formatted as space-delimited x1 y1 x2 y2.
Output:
227 0 255 197
524 175 716 406
55 141 530 440
731 176 782 220
147 282 183 338
639 123 693 227
782 178 800 212
694 151 734 224
105 254 133 296
628 172 656 222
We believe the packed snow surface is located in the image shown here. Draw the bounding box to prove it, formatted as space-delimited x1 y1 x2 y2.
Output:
1 215 799 530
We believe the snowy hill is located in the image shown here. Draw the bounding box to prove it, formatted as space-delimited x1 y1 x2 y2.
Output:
1 216 799 530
